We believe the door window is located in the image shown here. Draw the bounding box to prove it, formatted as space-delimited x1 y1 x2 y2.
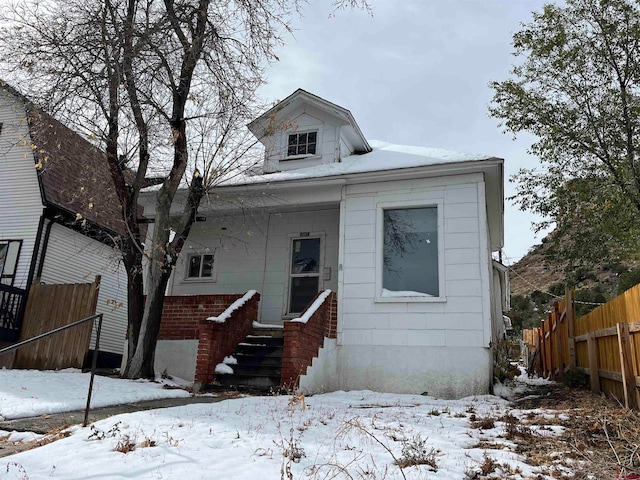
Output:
288 238 321 314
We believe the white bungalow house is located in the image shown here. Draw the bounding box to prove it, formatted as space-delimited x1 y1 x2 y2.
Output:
144 89 508 398
0 82 128 367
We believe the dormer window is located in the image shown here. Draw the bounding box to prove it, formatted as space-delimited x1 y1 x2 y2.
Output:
287 131 317 157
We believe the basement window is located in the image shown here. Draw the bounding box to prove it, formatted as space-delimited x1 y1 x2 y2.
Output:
287 131 317 157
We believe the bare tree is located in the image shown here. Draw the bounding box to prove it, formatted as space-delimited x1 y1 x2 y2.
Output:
0 0 368 379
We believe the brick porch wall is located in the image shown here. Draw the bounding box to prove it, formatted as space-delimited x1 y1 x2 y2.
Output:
281 291 337 388
157 293 260 384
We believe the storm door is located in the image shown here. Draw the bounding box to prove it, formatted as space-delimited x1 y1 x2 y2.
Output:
288 237 322 314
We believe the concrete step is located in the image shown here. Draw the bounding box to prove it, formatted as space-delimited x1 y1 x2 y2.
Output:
250 326 284 338
216 372 281 389
243 335 284 347
235 343 283 357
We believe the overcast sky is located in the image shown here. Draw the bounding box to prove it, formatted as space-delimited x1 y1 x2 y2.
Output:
259 0 553 264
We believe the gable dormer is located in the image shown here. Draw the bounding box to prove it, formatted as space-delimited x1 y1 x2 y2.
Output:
248 89 371 174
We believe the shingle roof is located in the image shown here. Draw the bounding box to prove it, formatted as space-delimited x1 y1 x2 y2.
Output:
26 107 127 237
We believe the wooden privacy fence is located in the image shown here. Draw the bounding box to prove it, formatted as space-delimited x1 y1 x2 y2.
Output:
14 276 101 370
524 285 640 410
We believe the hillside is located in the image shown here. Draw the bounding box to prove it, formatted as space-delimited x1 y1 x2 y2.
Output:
508 241 633 299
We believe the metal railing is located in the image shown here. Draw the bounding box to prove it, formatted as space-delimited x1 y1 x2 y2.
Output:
0 284 28 342
0 313 104 426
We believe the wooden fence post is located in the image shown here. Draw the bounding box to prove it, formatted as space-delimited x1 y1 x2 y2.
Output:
617 322 638 410
587 331 601 394
566 288 576 369
553 301 564 381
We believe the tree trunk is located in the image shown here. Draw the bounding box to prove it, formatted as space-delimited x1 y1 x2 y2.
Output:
124 262 171 379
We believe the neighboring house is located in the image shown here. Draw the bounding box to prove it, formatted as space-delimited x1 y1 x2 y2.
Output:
143 89 509 398
0 82 128 367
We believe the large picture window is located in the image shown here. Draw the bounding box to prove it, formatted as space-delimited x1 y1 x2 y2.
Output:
382 207 439 297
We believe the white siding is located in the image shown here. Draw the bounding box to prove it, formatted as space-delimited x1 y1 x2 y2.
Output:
39 223 128 355
0 89 44 288
262 105 343 173
328 173 493 398
169 208 340 324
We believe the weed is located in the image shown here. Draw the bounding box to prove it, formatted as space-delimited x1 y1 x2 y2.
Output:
500 412 536 440
5 462 29 480
395 434 440 471
479 453 498 475
114 434 136 454
562 368 589 388
470 416 496 430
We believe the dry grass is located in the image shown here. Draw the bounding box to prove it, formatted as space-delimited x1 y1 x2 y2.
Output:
508 382 640 479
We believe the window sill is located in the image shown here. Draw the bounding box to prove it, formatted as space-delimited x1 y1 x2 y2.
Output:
180 277 217 284
282 154 320 162
374 296 447 303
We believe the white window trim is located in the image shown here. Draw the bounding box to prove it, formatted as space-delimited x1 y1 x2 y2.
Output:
283 232 325 318
283 128 322 161
374 200 446 303
182 249 218 283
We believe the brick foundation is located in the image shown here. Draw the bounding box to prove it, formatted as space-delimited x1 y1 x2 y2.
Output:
157 293 260 384
281 291 337 387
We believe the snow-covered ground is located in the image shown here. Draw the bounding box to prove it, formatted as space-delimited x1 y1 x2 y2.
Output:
0 368 190 421
1 369 562 479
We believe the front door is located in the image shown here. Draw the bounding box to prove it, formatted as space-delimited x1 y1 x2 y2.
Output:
288 237 322 314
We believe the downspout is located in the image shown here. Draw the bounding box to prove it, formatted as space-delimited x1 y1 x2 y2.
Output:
25 214 45 290
35 217 57 279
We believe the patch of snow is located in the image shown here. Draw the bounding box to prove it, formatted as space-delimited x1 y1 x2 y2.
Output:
214 363 233 374
252 321 283 329
207 290 257 323
0 369 190 420
0 372 567 479
222 356 237 365
381 288 434 298
290 289 332 323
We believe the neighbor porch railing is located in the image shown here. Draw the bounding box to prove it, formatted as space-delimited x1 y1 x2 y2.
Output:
0 283 28 342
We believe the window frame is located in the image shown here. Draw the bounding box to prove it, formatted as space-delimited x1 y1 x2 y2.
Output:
284 233 325 317
375 201 445 303
283 129 320 160
0 239 22 287
183 250 218 282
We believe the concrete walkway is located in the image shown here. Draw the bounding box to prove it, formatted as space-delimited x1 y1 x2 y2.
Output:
0 394 234 458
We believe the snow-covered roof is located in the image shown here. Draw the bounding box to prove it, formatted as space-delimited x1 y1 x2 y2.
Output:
220 139 496 187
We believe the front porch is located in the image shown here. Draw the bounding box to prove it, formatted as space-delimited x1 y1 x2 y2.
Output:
152 289 337 390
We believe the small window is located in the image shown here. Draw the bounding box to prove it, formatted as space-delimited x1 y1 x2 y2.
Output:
0 240 21 286
187 253 215 279
382 207 439 297
287 131 317 157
